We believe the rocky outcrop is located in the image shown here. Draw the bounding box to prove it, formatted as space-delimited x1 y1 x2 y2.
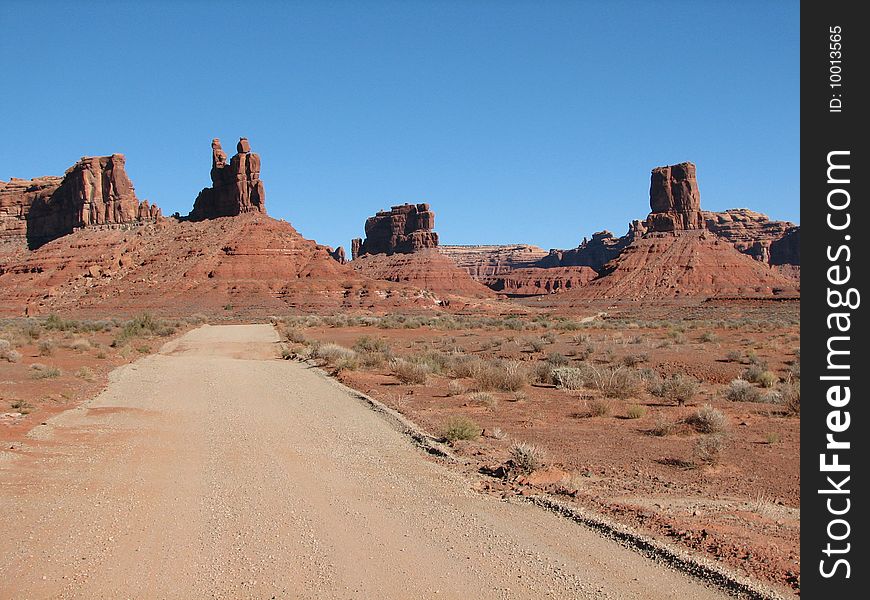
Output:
645 162 704 232
327 246 347 264
352 203 438 258
488 266 597 295
189 138 266 221
350 249 494 298
537 225 642 273
572 231 799 300
702 208 798 268
0 155 160 249
438 244 549 280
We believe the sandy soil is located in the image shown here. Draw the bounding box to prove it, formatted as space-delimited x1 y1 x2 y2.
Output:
0 324 739 599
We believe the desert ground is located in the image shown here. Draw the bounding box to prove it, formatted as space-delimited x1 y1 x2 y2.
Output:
1 304 798 599
0 323 751 600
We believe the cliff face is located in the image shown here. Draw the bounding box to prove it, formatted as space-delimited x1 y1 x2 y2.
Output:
438 244 549 280
189 138 266 220
645 162 705 232
0 154 160 249
351 203 438 258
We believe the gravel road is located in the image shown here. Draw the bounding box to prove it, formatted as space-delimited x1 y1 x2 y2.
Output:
0 324 735 599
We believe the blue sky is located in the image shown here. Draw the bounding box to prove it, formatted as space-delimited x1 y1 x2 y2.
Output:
1 0 798 251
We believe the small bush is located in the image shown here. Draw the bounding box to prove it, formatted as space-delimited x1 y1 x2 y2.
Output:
353 335 391 354
447 380 465 396
510 442 547 474
31 364 61 379
70 338 92 351
545 352 569 367
474 361 526 392
37 339 56 356
283 328 307 344
312 343 357 365
0 339 22 363
443 416 479 442
596 367 643 399
756 370 779 388
391 359 430 384
470 391 497 409
552 364 596 390
781 381 800 415
724 379 762 403
650 414 676 436
10 399 34 414
693 434 728 465
75 366 95 381
687 404 728 434
588 399 610 417
512 391 528 402
725 350 742 362
648 374 699 405
626 404 647 419
700 332 719 343
620 353 648 367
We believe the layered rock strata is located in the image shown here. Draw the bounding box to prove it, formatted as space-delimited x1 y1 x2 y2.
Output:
0 155 160 248
352 203 438 258
189 138 266 220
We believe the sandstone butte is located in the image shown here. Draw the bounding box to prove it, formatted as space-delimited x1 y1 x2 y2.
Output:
349 203 496 299
559 162 799 301
0 139 478 316
1 149 799 314
445 161 800 297
0 154 161 250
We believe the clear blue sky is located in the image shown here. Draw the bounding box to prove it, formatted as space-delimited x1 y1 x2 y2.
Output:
1 0 798 251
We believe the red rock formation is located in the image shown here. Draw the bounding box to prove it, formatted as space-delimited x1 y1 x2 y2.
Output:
0 155 160 249
0 213 454 316
438 244 549 280
350 249 495 298
352 203 438 258
327 245 347 264
189 138 266 221
488 266 597 295
537 226 643 273
702 208 799 269
645 162 704 232
571 231 799 300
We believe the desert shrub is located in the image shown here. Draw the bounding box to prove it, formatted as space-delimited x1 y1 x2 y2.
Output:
781 381 800 415
588 399 610 417
788 360 800 380
474 361 526 392
620 353 648 367
75 366 95 381
447 380 465 396
693 434 728 465
725 350 743 362
70 338 92 351
450 354 484 379
510 442 547 474
0 339 22 363
37 339 55 356
756 370 779 388
650 414 676 436
699 332 719 343
528 338 545 353
352 335 390 354
10 399 34 414
533 362 556 385
552 365 595 391
312 343 357 364
413 350 453 375
283 328 307 344
391 359 430 384
112 313 167 346
545 352 569 367
470 391 497 409
648 374 699 405
626 404 647 419
724 379 762 403
443 416 479 442
687 404 728 434
596 367 643 399
512 391 528 402
31 364 61 379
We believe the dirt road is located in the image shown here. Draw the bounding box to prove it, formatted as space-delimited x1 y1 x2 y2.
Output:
0 325 735 599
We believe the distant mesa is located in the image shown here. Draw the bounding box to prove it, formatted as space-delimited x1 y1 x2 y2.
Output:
0 154 161 249
351 203 438 259
188 137 266 221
